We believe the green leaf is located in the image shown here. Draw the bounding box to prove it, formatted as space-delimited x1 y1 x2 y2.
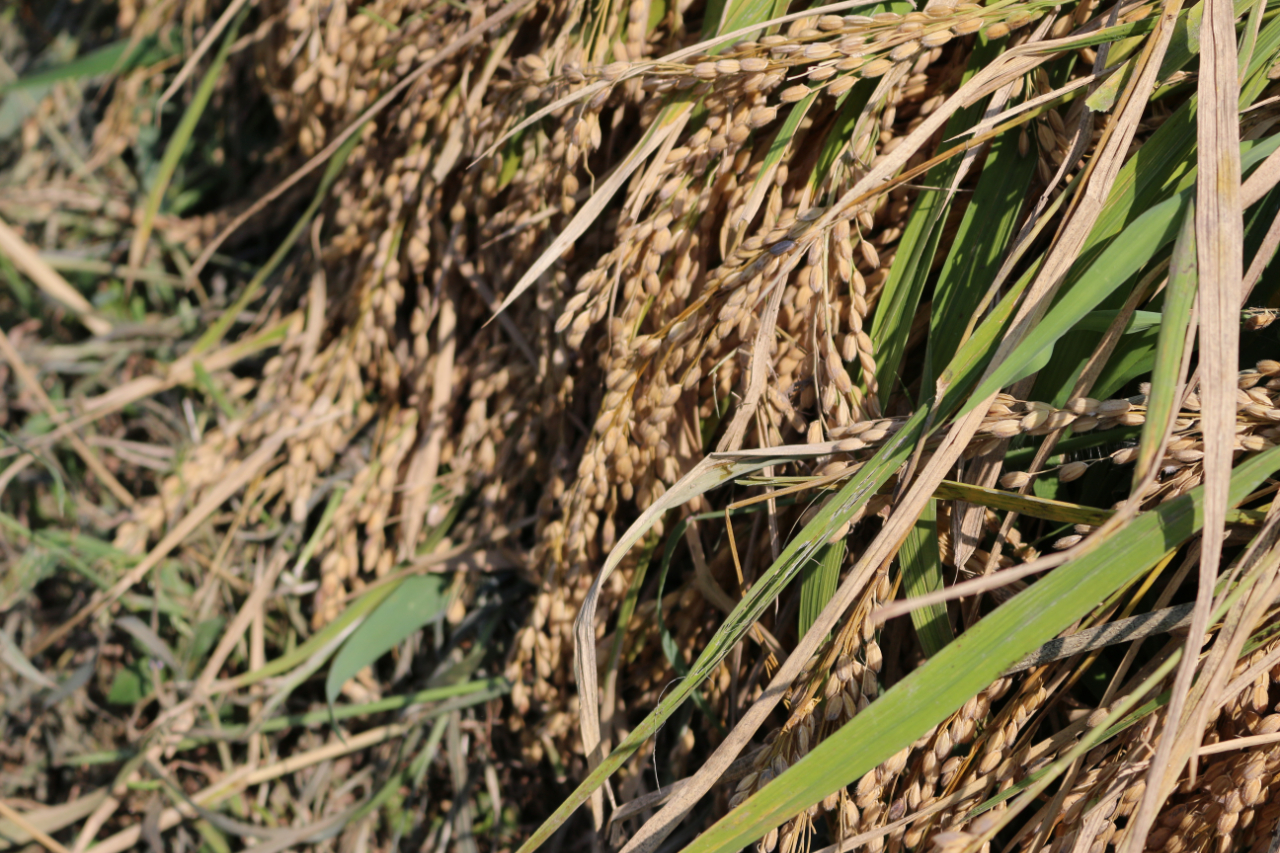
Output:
232 578 402 689
1059 0 1277 289
648 0 668 32
930 480 1113 525
0 629 56 688
873 35 1001 405
929 127 1038 378
194 820 233 853
1086 58 1135 113
1074 309 1162 333
799 539 845 638
809 83 873 194
680 445 1280 853
0 34 176 95
192 361 240 420
1239 6 1280 107
1158 1 1203 78
656 512 739 727
606 531 659 676
898 499 951 656
969 191 1185 406
116 615 182 674
498 142 523 191
711 0 789 48
936 260 1037 418
971 132 1280 409
355 7 399 29
325 574 450 706
1087 325 1162 401
188 617 225 669
106 662 148 705
1133 201 1197 486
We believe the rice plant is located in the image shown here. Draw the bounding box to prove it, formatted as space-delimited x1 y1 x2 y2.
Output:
4 0 1280 850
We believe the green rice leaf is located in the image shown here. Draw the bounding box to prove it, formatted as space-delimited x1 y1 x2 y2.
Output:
873 35 1000 405
799 539 845 638
929 126 1037 378
230 579 403 689
809 83 873 194
735 92 818 235
713 0 789 47
193 113 366 355
967 124 1280 411
325 574 451 706
1086 58 1135 113
1132 200 1197 487
0 34 176 95
898 499 951 656
968 191 1185 406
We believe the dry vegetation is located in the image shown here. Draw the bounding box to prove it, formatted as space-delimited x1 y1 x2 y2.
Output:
5 0 1280 851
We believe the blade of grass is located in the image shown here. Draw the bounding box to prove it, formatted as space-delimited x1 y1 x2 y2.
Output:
1132 201 1197 488
734 92 817 234
30 414 334 656
115 615 182 674
928 125 1038 376
191 361 240 420
0 801 73 853
0 318 291 463
0 214 112 335
872 35 1002 404
0 327 132 507
600 530 660 752
0 629 56 689
156 0 251 111
226 579 404 690
1055 0 1280 288
324 574 450 706
807 82 870 197
745 475 1134 526
713 0 789 46
799 539 844 639
898 498 951 656
965 130 1280 412
290 486 346 578
931 481 1112 525
66 679 506 765
0 34 175 95
966 189 1185 404
656 512 742 727
619 408 929 853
